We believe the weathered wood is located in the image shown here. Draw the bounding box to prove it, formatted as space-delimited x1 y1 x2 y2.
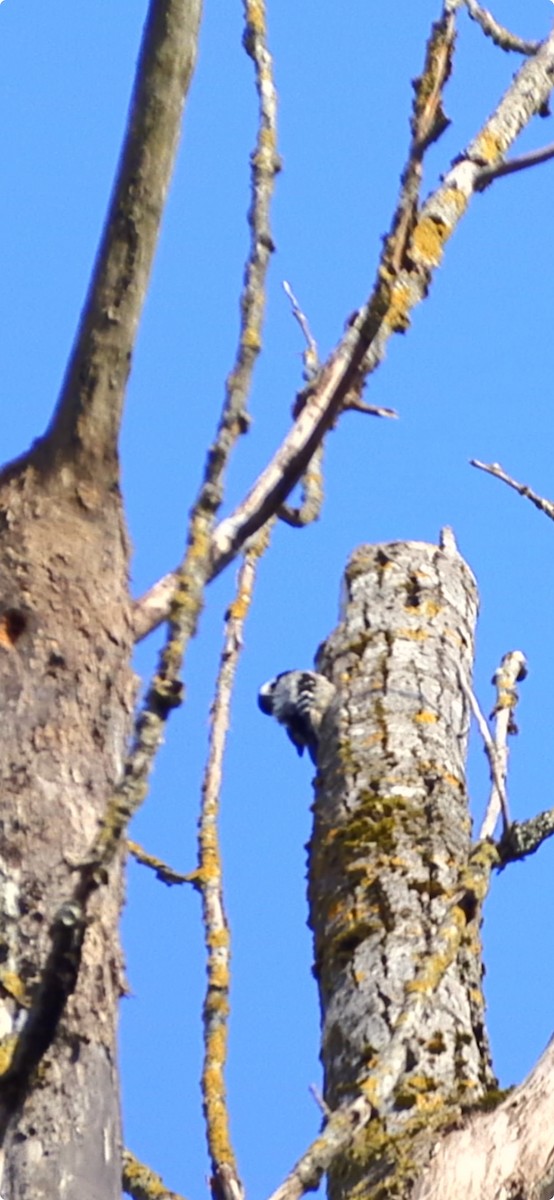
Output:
0 451 134 1200
309 538 493 1199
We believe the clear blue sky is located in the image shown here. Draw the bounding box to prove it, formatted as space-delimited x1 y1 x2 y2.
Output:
1 2 554 1197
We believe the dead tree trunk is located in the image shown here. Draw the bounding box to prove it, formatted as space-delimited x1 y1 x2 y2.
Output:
0 441 134 1200
309 536 494 1199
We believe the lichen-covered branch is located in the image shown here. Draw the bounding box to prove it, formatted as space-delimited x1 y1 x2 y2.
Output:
122 1149 186 1200
127 840 196 886
43 0 203 485
198 534 270 1200
471 459 554 520
497 808 554 865
232 0 280 410
383 7 456 278
204 0 280 503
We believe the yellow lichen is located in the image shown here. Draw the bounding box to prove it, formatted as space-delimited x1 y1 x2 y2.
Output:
244 0 265 35
241 326 262 352
0 1034 17 1075
0 970 27 1005
395 627 429 641
473 129 503 164
384 282 412 333
411 216 447 267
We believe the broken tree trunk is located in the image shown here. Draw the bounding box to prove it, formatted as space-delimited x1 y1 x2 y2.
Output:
309 536 494 1199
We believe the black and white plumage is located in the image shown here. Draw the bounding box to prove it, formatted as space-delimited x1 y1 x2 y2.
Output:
257 670 335 763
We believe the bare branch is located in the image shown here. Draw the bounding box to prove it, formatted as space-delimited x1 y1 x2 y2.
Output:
480 650 527 839
127 839 197 887
282 280 319 383
476 141 554 190
464 0 540 55
458 668 511 834
470 459 554 520
199 534 269 1200
122 1149 186 1200
280 282 325 528
44 0 203 483
134 574 178 642
342 397 398 418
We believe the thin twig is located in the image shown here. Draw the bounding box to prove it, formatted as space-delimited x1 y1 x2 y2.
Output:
280 282 324 527
127 840 197 887
122 1148 186 1200
341 398 398 418
464 0 540 55
282 281 319 382
457 667 511 834
479 652 527 838
309 1084 332 1120
476 141 554 190
471 459 554 521
199 531 270 1200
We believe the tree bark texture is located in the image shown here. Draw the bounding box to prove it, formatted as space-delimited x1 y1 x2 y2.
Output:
309 538 494 1200
0 447 134 1200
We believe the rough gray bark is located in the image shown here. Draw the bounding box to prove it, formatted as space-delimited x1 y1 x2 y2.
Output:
0 446 134 1199
309 537 494 1200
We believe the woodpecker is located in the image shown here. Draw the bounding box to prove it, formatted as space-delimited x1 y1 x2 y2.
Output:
257 670 335 763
